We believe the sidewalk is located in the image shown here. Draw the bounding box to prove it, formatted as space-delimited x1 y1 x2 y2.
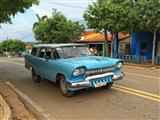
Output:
125 63 160 69
0 94 12 120
0 80 37 120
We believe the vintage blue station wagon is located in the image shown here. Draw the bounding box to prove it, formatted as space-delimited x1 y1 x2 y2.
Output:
25 44 125 97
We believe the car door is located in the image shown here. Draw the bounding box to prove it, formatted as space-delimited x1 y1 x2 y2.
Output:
36 47 46 77
42 48 59 81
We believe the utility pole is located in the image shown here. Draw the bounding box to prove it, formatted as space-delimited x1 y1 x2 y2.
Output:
0 23 3 57
0 23 2 43
152 28 157 66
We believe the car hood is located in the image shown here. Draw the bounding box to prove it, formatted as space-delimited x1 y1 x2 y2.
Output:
58 56 121 70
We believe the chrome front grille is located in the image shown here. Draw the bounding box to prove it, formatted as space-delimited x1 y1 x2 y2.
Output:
86 66 115 76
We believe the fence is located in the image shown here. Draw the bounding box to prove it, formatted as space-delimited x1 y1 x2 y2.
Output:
117 55 160 65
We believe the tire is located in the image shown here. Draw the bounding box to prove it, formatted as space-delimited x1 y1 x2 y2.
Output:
59 75 74 97
101 82 113 89
31 68 41 83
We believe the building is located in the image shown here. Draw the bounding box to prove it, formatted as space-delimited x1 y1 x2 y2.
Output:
80 31 130 57
80 31 160 64
128 32 160 63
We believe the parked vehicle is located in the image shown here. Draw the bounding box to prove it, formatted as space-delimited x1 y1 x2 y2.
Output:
25 44 125 97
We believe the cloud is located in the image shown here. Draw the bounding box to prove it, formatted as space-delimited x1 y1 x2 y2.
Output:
1 0 95 42
1 9 37 41
31 6 51 17
42 0 95 3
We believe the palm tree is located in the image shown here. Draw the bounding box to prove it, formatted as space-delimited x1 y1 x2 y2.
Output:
32 14 48 31
32 14 48 43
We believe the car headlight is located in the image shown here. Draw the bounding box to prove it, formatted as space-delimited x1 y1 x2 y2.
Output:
116 62 123 69
73 68 85 76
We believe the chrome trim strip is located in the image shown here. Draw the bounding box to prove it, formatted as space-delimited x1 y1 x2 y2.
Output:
86 67 115 75
70 72 125 88
85 72 114 81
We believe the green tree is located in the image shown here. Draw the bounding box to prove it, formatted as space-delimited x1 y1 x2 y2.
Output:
2 39 26 55
0 0 39 23
32 14 48 30
32 14 48 43
84 0 160 65
133 0 160 65
33 10 85 43
84 0 128 56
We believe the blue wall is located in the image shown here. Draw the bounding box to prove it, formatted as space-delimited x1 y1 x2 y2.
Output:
130 32 160 60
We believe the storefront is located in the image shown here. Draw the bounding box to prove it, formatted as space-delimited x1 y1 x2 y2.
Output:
79 31 130 57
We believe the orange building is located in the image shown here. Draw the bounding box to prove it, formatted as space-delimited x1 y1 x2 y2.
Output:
79 31 130 57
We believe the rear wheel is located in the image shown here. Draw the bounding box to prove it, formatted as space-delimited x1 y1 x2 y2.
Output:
102 82 113 89
31 68 41 83
59 75 74 97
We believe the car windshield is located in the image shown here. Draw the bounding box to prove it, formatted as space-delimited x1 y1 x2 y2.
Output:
56 46 93 59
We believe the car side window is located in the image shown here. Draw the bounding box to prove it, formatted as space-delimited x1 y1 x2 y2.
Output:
44 48 52 59
39 48 46 58
52 48 59 60
31 47 37 56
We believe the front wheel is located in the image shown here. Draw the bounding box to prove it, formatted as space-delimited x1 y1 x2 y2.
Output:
101 82 113 89
59 75 74 97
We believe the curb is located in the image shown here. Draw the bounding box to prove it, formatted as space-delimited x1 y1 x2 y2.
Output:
0 95 12 120
5 81 55 120
124 64 160 70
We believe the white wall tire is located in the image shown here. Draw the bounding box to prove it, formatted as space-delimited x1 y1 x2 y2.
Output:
59 75 74 97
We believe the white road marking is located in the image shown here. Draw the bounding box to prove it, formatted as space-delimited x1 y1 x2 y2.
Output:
1 60 24 66
124 78 141 83
5 81 54 120
126 72 159 79
1 60 160 79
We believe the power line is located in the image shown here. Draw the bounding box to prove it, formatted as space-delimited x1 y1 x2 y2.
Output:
44 0 93 3
46 1 87 9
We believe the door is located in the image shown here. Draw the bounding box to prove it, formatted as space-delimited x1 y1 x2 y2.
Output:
43 48 59 81
37 47 46 76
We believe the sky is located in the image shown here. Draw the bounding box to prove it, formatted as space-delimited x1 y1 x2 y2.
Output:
1 0 95 42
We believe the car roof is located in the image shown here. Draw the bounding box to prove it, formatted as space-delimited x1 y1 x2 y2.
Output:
34 43 86 48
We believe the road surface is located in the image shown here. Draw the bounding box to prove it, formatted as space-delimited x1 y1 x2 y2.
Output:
0 58 160 120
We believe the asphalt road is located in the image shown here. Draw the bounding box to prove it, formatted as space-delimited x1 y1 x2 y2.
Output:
0 58 160 120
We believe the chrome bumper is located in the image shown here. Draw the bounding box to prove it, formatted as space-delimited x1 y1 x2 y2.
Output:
70 72 125 88
112 72 125 80
71 81 89 87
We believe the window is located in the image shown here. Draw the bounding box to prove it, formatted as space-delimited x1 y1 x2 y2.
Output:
56 46 92 59
39 48 45 58
31 48 37 56
45 48 52 59
141 42 148 52
52 49 59 60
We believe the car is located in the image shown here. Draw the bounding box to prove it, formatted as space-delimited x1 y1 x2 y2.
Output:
25 44 125 97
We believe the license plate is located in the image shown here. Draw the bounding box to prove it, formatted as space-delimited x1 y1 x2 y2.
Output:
94 82 107 88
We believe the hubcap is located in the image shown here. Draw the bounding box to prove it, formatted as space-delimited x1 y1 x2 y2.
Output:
61 78 68 94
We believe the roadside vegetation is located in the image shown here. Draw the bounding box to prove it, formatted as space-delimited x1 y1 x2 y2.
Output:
0 0 39 23
0 39 26 56
32 10 85 43
84 0 160 65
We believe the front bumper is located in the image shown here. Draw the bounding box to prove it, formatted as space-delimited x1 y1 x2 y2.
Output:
69 72 125 88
